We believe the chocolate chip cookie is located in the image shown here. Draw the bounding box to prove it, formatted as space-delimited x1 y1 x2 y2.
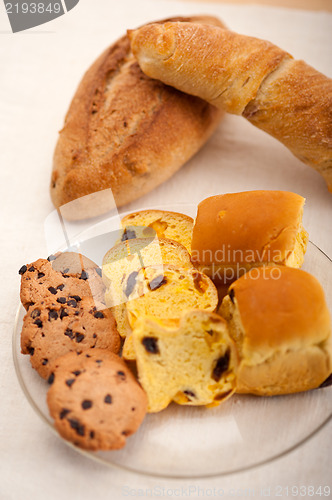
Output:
19 253 105 309
21 297 121 379
47 349 147 450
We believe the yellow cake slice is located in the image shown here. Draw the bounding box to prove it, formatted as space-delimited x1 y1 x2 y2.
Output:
120 209 194 253
132 310 237 412
219 266 331 395
102 237 193 337
123 264 218 360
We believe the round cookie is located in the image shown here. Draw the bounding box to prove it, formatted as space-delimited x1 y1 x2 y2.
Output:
48 252 99 275
21 297 121 379
47 349 148 450
19 255 105 310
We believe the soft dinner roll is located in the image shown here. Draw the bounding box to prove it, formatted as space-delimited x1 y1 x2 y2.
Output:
132 310 237 412
191 191 308 283
220 266 331 395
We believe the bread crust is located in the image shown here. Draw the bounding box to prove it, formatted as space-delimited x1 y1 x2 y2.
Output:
51 16 225 220
244 59 332 186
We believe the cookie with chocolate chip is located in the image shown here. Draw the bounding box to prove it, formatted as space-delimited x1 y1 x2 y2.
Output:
21 297 120 379
19 253 105 310
47 349 147 450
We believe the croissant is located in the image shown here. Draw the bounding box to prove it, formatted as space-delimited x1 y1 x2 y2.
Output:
129 22 332 191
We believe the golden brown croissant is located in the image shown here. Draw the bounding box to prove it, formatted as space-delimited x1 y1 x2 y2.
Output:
129 22 332 191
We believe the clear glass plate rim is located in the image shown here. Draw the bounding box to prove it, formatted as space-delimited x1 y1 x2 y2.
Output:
11 310 332 479
12 202 332 479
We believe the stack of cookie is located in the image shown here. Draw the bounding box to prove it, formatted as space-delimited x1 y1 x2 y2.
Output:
19 252 147 450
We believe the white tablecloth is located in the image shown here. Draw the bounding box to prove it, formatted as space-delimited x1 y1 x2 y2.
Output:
0 1 331 499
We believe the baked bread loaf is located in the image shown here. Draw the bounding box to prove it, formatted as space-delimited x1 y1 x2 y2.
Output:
132 310 237 412
120 209 194 253
219 266 331 395
123 264 218 360
103 237 193 338
50 16 225 220
47 349 147 450
191 191 308 283
21 297 120 379
129 22 332 191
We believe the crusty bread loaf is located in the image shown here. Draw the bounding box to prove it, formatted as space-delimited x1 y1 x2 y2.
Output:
132 310 237 412
50 16 225 220
191 191 308 283
102 237 193 338
129 22 332 191
219 266 331 395
120 209 194 253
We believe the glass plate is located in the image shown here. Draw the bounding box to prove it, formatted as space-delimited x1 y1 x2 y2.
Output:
12 203 332 479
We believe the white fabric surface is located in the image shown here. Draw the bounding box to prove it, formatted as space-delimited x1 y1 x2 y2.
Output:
0 1 331 499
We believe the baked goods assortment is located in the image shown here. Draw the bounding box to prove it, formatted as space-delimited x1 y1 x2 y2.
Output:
100 196 329 408
20 13 332 454
129 21 332 191
18 194 331 452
